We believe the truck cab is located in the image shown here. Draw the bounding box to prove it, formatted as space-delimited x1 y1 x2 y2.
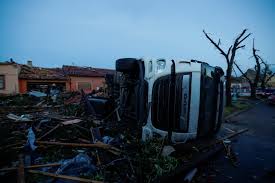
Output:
116 58 225 143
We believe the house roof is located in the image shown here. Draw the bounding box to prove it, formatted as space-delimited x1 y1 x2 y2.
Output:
62 65 115 77
19 65 67 80
13 60 115 80
0 60 18 65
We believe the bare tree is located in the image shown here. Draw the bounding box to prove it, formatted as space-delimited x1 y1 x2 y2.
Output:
260 61 275 89
234 39 261 98
203 29 251 106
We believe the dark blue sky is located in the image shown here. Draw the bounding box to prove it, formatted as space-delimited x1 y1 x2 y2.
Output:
0 0 274 70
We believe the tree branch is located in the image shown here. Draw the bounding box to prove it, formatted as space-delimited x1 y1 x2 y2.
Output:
236 45 245 50
257 55 265 64
227 46 232 57
232 67 238 77
229 29 251 66
237 33 251 46
251 39 261 88
235 29 248 43
203 30 228 61
266 73 275 83
234 62 252 84
252 39 261 66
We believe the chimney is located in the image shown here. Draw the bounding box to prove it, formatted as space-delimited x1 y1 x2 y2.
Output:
27 60 33 67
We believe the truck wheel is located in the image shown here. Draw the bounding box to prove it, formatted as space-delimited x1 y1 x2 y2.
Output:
116 58 139 73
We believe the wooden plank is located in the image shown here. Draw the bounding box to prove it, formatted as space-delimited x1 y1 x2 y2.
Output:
219 128 248 141
36 141 120 152
0 163 61 172
199 128 249 151
62 119 82 125
28 170 103 183
37 124 61 140
25 163 61 169
223 126 235 133
37 119 82 140
17 154 25 183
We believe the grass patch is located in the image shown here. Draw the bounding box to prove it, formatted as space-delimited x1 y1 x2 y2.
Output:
224 100 252 117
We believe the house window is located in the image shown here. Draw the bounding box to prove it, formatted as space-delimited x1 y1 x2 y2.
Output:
0 75 5 89
77 82 91 90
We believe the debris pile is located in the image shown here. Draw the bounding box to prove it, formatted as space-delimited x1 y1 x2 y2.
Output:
0 92 247 182
0 92 177 182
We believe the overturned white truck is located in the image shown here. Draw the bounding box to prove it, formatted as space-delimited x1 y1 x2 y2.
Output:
116 58 225 143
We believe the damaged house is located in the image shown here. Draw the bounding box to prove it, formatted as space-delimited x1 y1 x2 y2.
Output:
0 61 21 95
62 65 114 93
0 60 115 95
19 62 69 93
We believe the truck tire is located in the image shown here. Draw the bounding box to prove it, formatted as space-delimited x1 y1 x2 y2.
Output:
116 58 139 73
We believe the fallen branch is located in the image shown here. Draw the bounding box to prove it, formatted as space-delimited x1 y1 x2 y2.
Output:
28 170 103 183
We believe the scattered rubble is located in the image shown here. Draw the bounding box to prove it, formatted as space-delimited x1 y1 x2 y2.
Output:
0 91 248 182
